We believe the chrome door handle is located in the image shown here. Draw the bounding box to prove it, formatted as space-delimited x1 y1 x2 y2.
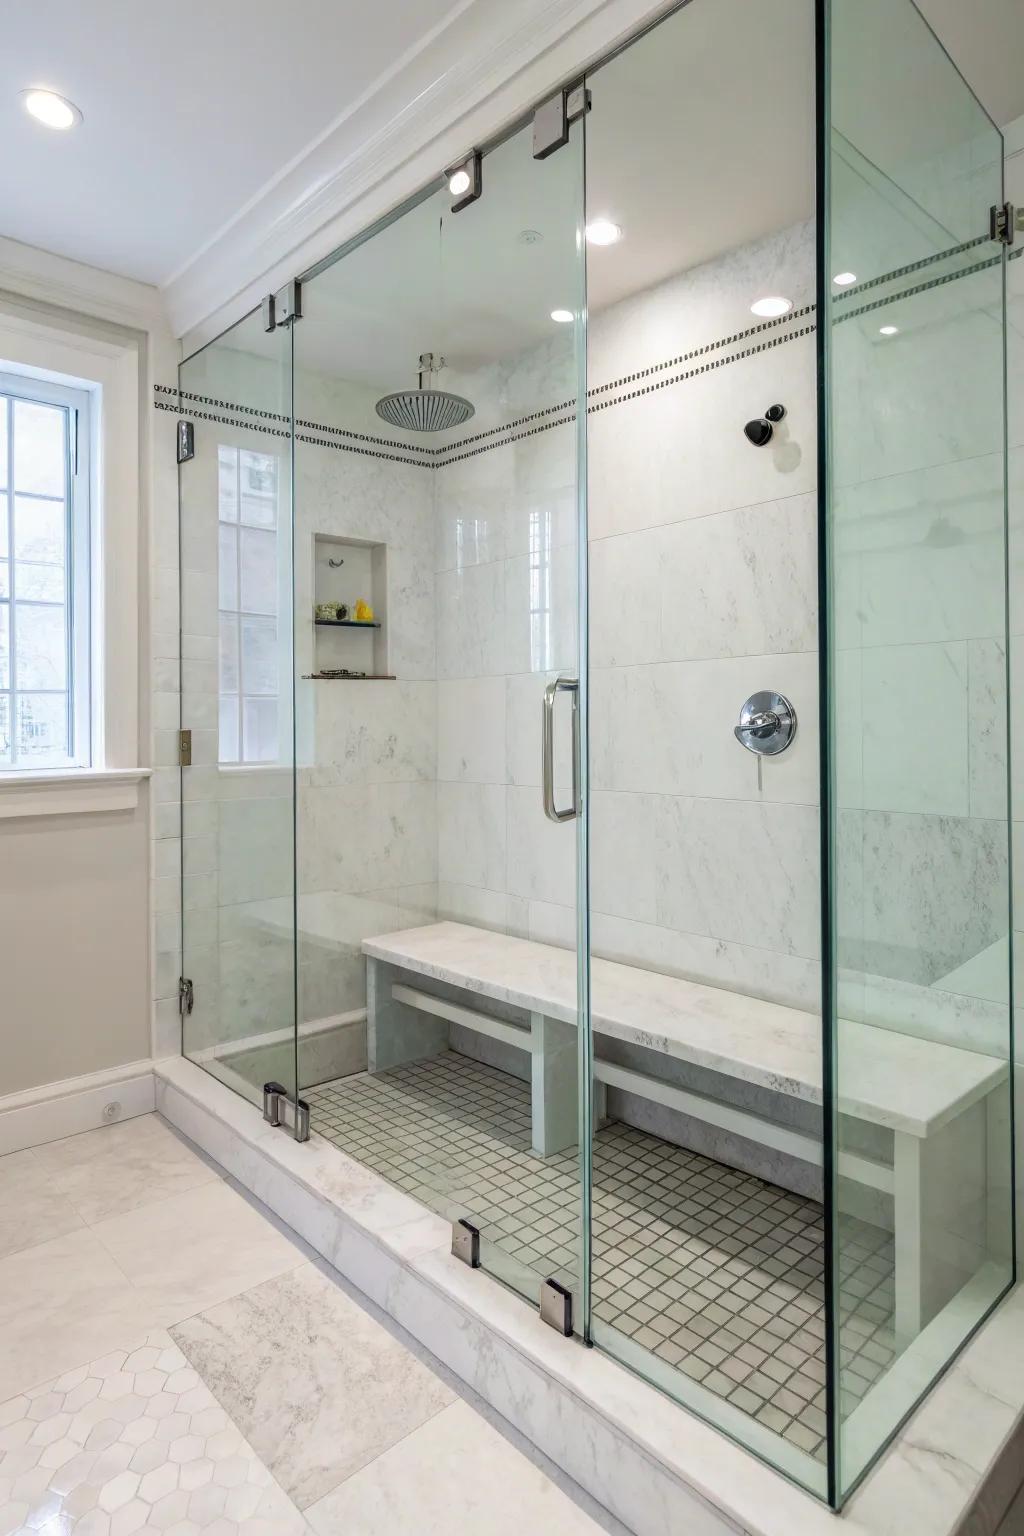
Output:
542 676 580 823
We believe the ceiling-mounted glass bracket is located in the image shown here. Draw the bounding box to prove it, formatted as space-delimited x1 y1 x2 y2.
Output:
446 151 482 212
533 82 590 160
262 278 303 332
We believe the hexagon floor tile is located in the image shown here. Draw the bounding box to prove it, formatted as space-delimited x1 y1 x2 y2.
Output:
0 1332 308 1535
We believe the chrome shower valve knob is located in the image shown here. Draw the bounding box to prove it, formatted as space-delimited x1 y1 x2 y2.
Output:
734 691 797 755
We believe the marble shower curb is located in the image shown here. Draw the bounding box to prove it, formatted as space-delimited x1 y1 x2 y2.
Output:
153 1057 1024 1536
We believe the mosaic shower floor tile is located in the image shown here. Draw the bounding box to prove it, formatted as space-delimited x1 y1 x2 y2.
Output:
308 1050 897 1462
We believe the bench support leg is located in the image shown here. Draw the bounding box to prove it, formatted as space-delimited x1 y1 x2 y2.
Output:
893 1130 922 1351
367 958 447 1073
530 1011 578 1158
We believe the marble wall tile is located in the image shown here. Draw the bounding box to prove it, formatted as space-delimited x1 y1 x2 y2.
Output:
588 912 821 1014
299 781 437 896
436 781 507 892
589 652 819 806
587 335 817 543
506 786 576 909
436 561 505 680
852 641 970 817
836 808 1009 985
505 482 577 563
968 638 1011 821
832 454 1007 652
653 796 821 959
658 495 817 662
437 678 506 784
503 544 578 676
218 795 294 907
307 681 435 788
588 221 815 389
435 445 512 573
590 791 658 926
506 671 572 789
436 882 513 935
589 496 817 671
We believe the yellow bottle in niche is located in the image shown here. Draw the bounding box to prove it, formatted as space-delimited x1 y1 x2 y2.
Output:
354 599 374 622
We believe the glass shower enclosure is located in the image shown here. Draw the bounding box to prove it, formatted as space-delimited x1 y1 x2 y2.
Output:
176 0 1016 1508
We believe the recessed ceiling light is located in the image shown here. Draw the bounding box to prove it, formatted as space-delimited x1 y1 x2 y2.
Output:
879 324 900 336
750 296 793 318
22 88 81 130
550 309 574 324
585 219 622 247
833 271 857 287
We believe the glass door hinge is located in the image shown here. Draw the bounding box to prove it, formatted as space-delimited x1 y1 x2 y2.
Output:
178 729 192 767
991 202 1018 245
178 977 194 1016
176 419 195 463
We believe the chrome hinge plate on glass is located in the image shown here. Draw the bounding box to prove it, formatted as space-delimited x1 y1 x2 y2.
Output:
539 1278 573 1336
533 82 591 159
263 279 303 332
262 1081 311 1142
178 977 194 1016
991 202 1017 246
452 1218 482 1268
178 728 192 767
176 419 194 464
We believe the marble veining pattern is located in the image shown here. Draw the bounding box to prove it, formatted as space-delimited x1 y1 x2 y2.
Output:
0 1114 620 1536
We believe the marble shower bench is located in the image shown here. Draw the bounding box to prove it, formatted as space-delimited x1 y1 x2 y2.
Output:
363 921 1009 1344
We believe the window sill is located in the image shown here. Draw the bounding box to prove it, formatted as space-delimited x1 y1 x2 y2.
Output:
0 768 150 820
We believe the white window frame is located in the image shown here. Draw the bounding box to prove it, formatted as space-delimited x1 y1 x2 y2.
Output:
0 370 92 771
0 302 147 818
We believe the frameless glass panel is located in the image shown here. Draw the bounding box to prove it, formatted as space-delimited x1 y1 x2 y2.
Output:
292 109 587 1315
178 307 298 1114
825 0 1014 1500
584 0 825 1498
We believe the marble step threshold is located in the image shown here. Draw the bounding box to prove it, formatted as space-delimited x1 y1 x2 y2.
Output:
154 1056 1024 1536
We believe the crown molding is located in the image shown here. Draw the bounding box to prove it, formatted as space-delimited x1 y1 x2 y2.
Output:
0 233 169 337
167 0 674 348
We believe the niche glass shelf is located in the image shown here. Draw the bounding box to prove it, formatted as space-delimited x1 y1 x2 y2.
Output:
314 617 382 629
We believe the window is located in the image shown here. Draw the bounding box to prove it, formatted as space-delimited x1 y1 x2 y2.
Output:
0 373 91 770
217 445 281 764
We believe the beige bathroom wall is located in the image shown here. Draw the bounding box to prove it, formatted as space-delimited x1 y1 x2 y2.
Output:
0 806 151 1093
0 241 177 1097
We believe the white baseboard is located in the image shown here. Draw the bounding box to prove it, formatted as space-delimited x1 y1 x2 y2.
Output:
0 1059 155 1156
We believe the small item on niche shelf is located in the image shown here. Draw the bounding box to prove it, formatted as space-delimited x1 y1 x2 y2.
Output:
312 668 368 679
315 603 335 620
354 599 374 622
334 603 349 620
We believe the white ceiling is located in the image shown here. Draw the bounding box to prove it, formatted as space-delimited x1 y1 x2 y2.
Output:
0 0 1022 328
0 0 459 285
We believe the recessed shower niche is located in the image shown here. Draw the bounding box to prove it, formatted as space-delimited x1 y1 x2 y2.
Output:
310 533 390 680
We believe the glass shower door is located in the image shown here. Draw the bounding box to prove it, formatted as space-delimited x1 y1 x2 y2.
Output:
824 0 1014 1500
178 308 298 1117
290 107 588 1316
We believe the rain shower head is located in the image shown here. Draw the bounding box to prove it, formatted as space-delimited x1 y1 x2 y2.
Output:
375 352 474 433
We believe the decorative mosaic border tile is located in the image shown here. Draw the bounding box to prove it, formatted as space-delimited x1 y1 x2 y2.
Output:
156 235 1020 469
